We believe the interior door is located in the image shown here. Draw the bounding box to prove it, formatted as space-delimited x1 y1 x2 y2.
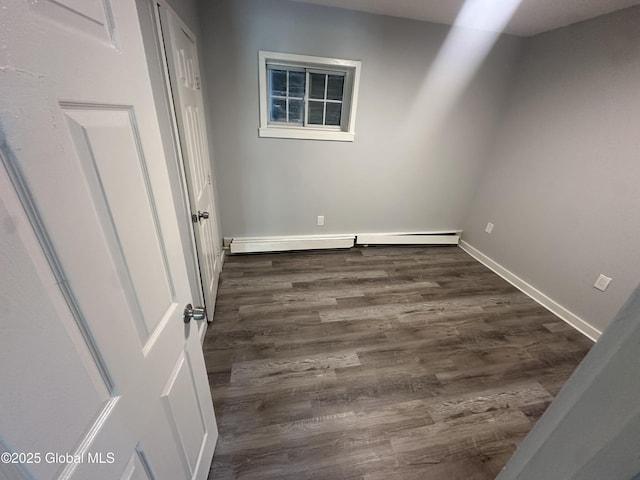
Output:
0 1 217 479
157 4 222 332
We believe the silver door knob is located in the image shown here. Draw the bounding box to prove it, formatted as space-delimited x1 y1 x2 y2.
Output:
198 211 209 221
183 304 206 323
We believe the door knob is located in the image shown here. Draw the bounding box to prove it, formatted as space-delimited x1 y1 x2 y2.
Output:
183 304 206 323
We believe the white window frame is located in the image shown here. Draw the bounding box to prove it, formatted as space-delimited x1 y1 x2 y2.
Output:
258 51 361 142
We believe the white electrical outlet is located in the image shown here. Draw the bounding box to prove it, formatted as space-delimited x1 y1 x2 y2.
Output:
594 274 612 292
485 222 494 234
317 215 325 226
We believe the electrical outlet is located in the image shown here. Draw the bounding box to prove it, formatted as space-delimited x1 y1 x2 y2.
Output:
594 274 612 292
485 222 494 234
317 215 325 226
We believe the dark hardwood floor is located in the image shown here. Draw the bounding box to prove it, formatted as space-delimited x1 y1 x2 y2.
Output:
204 246 592 480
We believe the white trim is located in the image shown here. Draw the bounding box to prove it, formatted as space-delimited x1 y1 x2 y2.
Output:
258 126 355 142
356 233 459 245
230 234 355 254
459 240 601 341
258 51 361 142
262 51 361 70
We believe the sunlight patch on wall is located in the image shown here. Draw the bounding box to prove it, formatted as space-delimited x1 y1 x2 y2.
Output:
400 0 522 144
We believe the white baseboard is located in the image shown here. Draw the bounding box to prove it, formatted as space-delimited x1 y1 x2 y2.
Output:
356 231 460 245
229 234 355 254
459 240 601 341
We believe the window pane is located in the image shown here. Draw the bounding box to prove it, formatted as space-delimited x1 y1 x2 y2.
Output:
270 69 287 96
309 73 326 99
325 102 342 126
289 71 305 98
308 101 324 125
288 99 303 123
270 98 287 122
327 75 344 101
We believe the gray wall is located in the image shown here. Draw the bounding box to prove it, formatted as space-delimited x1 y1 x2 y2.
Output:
200 0 522 237
463 7 640 333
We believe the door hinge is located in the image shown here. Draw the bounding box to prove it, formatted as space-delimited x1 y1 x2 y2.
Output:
192 211 209 223
195 75 201 90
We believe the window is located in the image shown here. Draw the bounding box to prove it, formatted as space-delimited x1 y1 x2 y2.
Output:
259 51 361 142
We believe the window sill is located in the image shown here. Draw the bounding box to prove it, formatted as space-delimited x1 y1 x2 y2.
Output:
258 126 355 142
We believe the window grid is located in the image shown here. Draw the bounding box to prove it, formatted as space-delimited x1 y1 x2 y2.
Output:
306 71 344 128
268 65 344 129
269 68 305 125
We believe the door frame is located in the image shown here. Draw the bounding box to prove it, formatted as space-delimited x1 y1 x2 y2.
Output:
154 2 223 331
136 0 204 315
138 0 222 342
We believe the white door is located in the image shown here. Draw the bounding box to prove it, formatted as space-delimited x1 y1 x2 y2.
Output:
157 4 222 329
0 1 217 480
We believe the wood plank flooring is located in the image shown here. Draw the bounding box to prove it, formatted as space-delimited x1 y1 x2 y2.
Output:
204 246 592 480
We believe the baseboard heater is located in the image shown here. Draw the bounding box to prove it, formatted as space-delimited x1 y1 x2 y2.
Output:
228 231 461 254
229 234 356 254
356 231 461 246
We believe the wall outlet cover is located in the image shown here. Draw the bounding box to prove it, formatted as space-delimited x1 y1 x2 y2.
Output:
594 274 612 292
317 215 325 226
485 222 494 234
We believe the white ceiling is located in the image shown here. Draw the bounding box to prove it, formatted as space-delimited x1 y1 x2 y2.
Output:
286 0 640 36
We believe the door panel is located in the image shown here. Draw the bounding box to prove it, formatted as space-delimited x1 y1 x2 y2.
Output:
120 450 154 480
162 352 208 475
0 1 217 479
63 106 176 339
29 0 117 46
0 165 118 480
